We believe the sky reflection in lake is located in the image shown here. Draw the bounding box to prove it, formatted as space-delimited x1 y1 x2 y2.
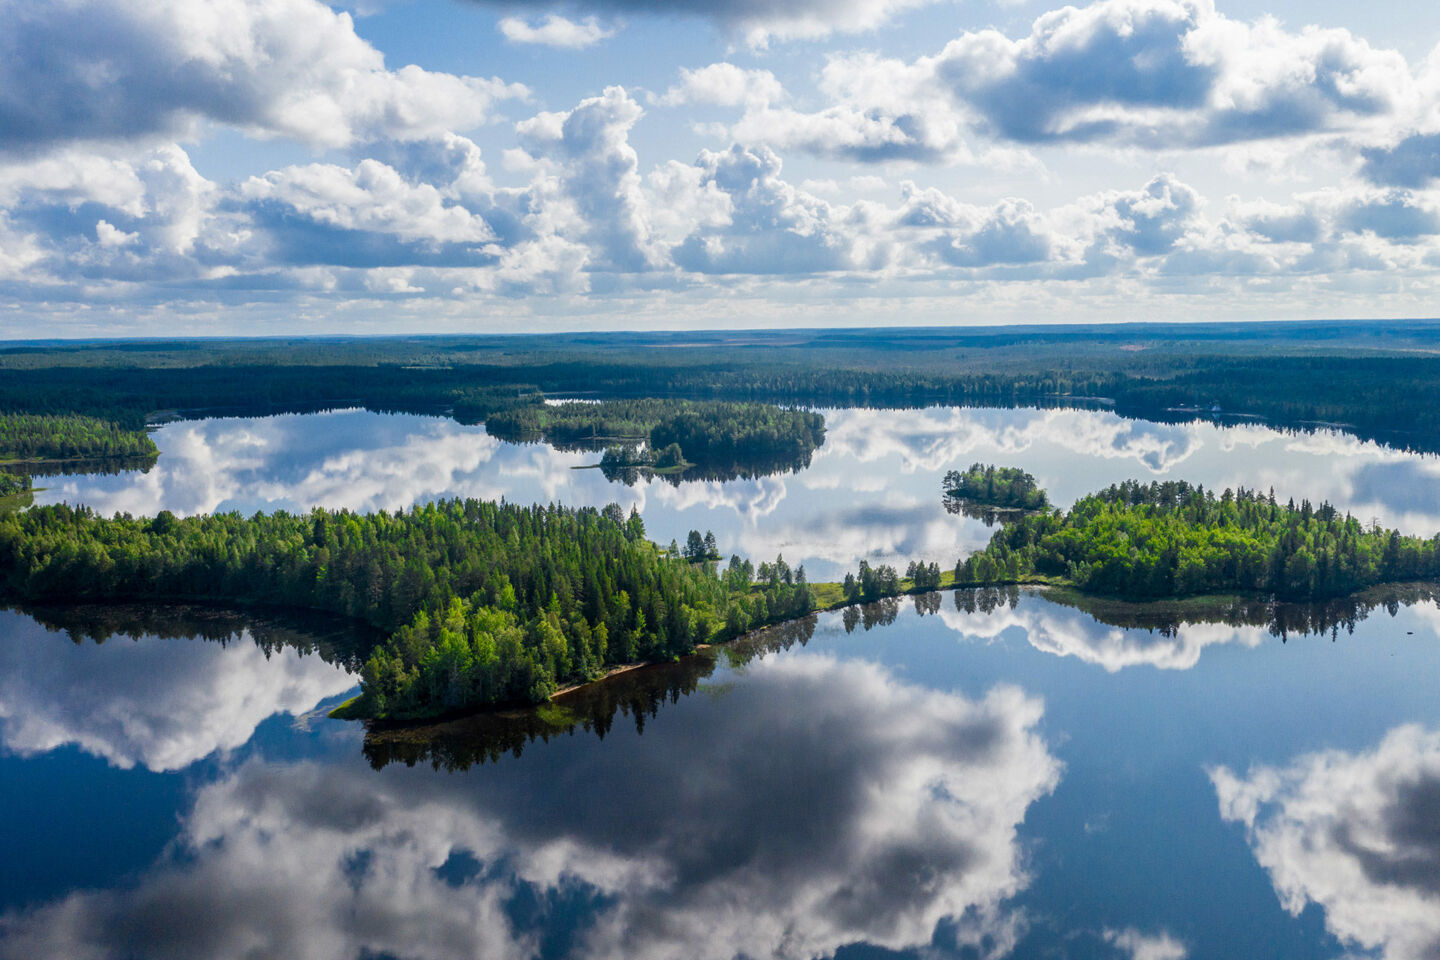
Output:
4 587 1440 958
33 405 1440 581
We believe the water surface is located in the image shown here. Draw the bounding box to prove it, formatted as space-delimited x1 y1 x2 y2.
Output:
3 587 1439 959
34 405 1440 581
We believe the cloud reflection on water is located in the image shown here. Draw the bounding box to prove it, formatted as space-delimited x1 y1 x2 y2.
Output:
33 405 1440 583
0 651 1060 960
0 612 356 772
1213 725 1440 960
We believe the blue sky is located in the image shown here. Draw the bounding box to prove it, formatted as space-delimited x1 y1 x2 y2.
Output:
3 0 1440 336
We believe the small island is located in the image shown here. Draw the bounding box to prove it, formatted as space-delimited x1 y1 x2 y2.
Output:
487 397 826 481
943 463 1049 511
954 479 1438 601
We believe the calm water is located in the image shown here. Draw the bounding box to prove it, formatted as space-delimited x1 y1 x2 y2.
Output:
2 588 1439 959
33 405 1440 581
6 406 1440 958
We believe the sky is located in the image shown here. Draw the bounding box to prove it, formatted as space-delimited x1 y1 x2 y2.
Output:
3 0 1440 337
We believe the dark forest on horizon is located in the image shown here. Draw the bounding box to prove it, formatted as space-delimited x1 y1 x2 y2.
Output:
7 322 1440 453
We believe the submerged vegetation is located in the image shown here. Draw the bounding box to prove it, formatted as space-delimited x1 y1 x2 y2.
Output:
0 500 817 720
955 480 1440 601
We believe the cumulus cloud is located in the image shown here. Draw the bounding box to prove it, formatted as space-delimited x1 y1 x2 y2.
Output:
657 63 785 109
933 0 1410 147
515 86 656 272
239 158 501 267
0 652 1061 960
0 0 527 153
1105 927 1189 960
670 145 866 274
486 0 942 45
1213 725 1440 960
1361 133 1440 188
702 0 1421 166
0 612 355 772
498 13 616 48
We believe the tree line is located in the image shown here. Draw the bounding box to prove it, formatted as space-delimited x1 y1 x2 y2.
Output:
954 479 1440 600
943 463 1049 511
487 397 826 473
0 499 815 719
0 414 158 462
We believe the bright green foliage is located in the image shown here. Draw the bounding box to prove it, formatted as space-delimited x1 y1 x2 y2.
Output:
0 414 158 462
956 480 1440 600
0 500 816 719
842 560 901 602
906 560 943 590
0 472 29 495
943 463 1048 511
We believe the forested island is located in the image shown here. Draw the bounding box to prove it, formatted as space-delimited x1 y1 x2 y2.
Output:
488 398 826 479
954 480 1440 601
943 464 1049 512
4 472 1439 719
0 500 816 720
0 414 158 463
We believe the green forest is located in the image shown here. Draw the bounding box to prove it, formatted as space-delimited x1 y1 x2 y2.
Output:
0 500 816 719
12 324 1440 455
486 397 826 470
0 414 158 462
0 472 30 496
954 479 1440 600
943 463 1049 511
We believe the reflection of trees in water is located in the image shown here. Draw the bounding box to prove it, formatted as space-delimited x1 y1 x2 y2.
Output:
996 583 1440 641
953 586 1024 617
14 602 377 672
363 614 818 771
942 495 1034 528
15 454 159 478
597 445 816 487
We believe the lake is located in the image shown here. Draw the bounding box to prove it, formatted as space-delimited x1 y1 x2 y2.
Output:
32 405 1440 582
5 404 1440 959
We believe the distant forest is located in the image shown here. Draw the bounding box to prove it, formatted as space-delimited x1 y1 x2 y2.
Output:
7 325 1440 453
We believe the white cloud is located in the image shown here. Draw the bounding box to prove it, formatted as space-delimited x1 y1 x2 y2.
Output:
498 14 617 48
670 144 868 274
495 0 944 46
700 0 1422 166
0 0 527 153
1105 927 1189 960
242 160 496 245
516 86 656 273
658 63 784 109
